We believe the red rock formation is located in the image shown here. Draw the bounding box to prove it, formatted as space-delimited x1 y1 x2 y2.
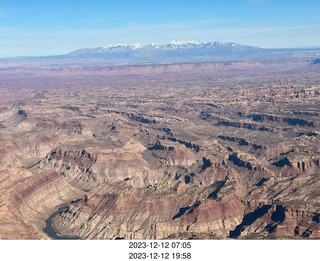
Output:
0 170 83 239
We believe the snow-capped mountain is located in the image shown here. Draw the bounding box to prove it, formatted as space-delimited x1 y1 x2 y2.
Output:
66 40 263 63
69 40 258 54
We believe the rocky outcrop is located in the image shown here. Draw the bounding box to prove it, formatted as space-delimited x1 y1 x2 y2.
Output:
218 135 249 146
228 202 320 239
228 152 266 172
217 119 274 132
148 140 199 168
246 113 319 128
286 156 320 175
0 170 83 239
270 154 320 176
51 176 245 239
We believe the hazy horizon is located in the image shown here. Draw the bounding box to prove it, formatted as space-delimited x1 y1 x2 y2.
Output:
1 40 320 60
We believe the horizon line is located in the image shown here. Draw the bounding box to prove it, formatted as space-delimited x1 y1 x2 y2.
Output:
1 41 320 60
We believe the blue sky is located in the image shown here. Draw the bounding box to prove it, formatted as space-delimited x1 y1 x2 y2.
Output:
0 0 320 57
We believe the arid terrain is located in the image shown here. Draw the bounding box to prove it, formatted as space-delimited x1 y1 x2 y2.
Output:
0 57 320 239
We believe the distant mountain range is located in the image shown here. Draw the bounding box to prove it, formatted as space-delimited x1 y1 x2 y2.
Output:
66 40 262 63
1 41 320 66
68 40 259 56
65 40 320 64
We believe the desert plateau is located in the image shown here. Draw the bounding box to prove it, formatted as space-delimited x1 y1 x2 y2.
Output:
0 41 320 240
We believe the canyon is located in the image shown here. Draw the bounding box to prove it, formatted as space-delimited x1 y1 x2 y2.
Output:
0 54 320 239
